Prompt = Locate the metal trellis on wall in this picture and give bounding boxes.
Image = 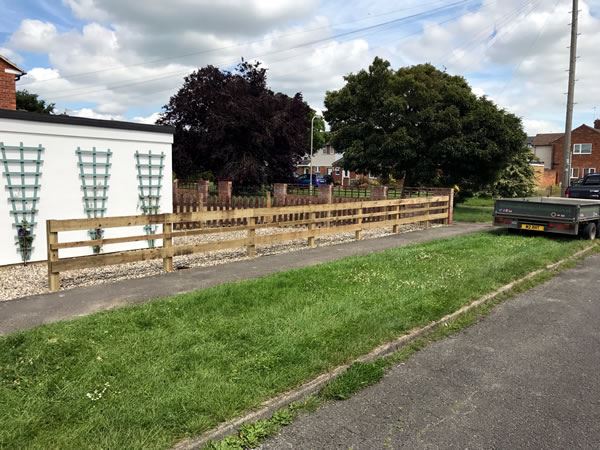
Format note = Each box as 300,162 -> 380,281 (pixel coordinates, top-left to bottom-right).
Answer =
0,142 -> 44,262
135,150 -> 165,247
76,147 -> 112,253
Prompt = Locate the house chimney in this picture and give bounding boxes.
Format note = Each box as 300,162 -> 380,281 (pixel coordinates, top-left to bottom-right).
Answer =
0,55 -> 26,110
595,119 -> 600,130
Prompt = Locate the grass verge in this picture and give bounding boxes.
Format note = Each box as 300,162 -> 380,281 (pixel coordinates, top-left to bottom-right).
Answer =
454,196 -> 494,223
204,251 -> 592,449
0,231 -> 592,449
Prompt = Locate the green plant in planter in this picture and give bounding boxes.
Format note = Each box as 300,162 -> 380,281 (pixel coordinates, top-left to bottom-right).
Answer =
15,219 -> 34,264
88,227 -> 104,254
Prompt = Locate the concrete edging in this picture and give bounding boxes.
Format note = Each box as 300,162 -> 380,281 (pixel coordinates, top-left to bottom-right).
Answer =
173,243 -> 597,450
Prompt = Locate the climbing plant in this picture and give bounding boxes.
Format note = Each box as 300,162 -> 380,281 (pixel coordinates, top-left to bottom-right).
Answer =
76,147 -> 112,254
135,151 -> 165,248
0,142 -> 44,263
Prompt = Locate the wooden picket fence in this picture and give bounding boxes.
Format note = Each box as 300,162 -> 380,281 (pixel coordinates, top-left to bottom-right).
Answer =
46,195 -> 451,291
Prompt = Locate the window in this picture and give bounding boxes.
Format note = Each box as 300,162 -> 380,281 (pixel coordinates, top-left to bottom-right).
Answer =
571,167 -> 580,178
314,166 -> 320,173
368,172 -> 377,179
584,168 -> 596,176
343,169 -> 350,178
334,167 -> 340,175
327,168 -> 333,175
304,168 -> 309,174
573,143 -> 592,154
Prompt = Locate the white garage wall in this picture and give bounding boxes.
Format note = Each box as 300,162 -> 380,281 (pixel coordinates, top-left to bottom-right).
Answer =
0,112 -> 173,266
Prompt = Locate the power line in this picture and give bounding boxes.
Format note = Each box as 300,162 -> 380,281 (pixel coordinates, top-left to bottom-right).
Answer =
497,0 -> 560,96
44,0 -> 477,101
18,0 -> 459,88
137,2 -> 479,103
439,0 -> 540,68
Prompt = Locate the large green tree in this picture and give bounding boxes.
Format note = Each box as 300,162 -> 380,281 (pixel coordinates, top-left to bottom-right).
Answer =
16,90 -> 55,114
159,61 -> 311,189
324,58 -> 527,192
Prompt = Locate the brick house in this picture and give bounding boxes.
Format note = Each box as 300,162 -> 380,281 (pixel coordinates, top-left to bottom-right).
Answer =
552,121 -> 600,183
532,120 -> 600,185
296,144 -> 363,185
0,55 -> 26,110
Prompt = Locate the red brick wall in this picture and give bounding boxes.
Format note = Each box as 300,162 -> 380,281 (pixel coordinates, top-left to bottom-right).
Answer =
552,125 -> 600,181
0,59 -> 17,110
533,165 -> 558,187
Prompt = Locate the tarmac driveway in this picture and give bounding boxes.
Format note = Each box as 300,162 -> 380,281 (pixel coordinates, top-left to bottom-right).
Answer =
262,253 -> 600,449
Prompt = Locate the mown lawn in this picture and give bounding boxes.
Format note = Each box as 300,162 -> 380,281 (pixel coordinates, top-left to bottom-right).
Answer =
0,231 -> 590,449
454,196 -> 494,223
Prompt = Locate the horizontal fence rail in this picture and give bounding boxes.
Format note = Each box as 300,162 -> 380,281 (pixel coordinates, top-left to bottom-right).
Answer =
46,194 -> 451,291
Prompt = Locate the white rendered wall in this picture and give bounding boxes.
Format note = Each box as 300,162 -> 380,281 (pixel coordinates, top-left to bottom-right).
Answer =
533,145 -> 553,169
0,117 -> 173,265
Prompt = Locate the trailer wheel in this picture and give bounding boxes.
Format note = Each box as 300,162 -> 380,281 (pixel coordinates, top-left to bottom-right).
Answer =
582,222 -> 597,240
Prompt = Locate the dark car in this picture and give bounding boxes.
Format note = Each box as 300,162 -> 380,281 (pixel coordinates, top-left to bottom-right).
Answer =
295,173 -> 328,186
566,174 -> 600,199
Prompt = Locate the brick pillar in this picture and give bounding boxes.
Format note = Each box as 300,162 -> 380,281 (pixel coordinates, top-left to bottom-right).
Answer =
318,184 -> 333,203
197,180 -> 209,205
218,180 -> 232,203
370,186 -> 388,200
273,183 -> 287,205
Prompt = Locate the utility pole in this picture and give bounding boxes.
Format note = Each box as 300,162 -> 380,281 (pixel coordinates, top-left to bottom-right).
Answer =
562,0 -> 579,195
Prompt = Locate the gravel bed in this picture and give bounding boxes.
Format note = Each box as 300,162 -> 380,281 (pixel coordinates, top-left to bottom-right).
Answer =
0,224 -> 428,302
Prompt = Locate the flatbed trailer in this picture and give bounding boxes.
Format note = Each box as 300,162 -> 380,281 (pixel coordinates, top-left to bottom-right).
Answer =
493,197 -> 600,239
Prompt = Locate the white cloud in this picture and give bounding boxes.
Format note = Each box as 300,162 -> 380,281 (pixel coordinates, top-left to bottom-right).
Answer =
0,46 -> 24,66
523,119 -> 562,136
7,6 -> 374,117
4,0 -> 599,132
133,112 -> 160,124
9,19 -> 57,52
70,107 -> 123,120
396,0 -> 600,133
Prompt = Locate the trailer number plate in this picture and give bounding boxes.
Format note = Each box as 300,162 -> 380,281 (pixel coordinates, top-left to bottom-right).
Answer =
520,224 -> 544,231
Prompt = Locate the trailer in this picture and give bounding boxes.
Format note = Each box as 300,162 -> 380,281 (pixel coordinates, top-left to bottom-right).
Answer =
493,197 -> 600,240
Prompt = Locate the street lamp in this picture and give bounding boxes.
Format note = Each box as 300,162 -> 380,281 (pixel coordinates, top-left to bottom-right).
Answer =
309,114 -> 321,195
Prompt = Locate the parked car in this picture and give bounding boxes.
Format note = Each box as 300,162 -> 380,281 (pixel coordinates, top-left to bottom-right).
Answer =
295,173 -> 328,186
566,174 -> 600,199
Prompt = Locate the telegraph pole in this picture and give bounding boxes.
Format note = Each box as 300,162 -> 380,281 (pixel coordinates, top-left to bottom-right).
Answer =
562,0 -> 579,195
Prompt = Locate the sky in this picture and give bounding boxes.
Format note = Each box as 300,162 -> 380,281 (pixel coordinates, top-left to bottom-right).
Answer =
1,0 -> 599,135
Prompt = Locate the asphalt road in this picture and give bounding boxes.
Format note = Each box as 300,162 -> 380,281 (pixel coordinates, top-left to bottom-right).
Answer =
262,253 -> 600,449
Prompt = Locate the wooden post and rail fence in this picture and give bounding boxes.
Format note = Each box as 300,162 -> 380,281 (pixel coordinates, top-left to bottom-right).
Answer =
46,191 -> 453,292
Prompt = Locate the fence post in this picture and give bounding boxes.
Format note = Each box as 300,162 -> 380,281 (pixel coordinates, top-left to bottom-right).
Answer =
392,201 -> 400,233
308,211 -> 317,248
162,218 -> 173,272
46,220 -> 60,292
247,216 -> 257,257
447,188 -> 454,225
355,204 -> 363,240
